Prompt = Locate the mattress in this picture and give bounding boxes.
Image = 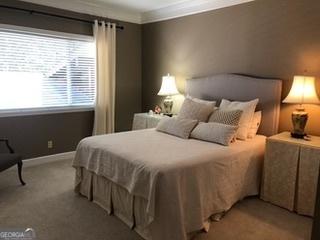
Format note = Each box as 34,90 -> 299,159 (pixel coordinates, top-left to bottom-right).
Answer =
73,129 -> 266,240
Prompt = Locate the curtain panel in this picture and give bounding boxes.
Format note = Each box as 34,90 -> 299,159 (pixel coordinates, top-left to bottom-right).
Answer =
93,20 -> 116,135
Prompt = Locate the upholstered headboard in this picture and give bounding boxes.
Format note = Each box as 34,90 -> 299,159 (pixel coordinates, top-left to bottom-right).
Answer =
186,74 -> 282,136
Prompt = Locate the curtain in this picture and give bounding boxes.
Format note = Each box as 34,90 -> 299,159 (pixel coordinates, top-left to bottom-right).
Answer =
93,20 -> 116,135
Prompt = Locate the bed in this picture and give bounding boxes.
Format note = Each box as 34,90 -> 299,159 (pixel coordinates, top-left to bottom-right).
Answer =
72,74 -> 282,240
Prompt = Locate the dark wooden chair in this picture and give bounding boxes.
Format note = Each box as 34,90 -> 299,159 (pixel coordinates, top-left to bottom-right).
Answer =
0,138 -> 25,185
312,165 -> 320,240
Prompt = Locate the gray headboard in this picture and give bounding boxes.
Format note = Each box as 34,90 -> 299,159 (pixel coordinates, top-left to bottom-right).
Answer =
186,74 -> 282,136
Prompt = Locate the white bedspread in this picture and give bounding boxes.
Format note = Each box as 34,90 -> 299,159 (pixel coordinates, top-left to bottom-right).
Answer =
73,129 -> 265,240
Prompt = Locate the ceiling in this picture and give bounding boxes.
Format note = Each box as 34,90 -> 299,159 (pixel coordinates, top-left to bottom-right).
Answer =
21,0 -> 254,24
92,0 -> 189,12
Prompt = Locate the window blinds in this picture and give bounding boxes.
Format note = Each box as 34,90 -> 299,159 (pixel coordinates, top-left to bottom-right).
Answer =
0,26 -> 96,113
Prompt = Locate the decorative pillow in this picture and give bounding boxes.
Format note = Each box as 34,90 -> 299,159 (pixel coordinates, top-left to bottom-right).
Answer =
219,99 -> 259,140
191,122 -> 238,146
178,98 -> 214,122
208,109 -> 243,126
247,111 -> 262,139
186,95 -> 216,109
156,117 -> 198,139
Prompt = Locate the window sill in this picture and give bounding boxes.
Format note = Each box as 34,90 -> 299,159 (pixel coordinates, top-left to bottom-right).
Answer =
0,106 -> 94,118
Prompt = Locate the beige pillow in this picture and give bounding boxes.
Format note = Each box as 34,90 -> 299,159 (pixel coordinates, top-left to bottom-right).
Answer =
219,99 -> 259,140
156,117 -> 198,139
186,95 -> 216,109
208,109 -> 243,126
247,111 -> 262,138
178,98 -> 214,122
191,122 -> 238,146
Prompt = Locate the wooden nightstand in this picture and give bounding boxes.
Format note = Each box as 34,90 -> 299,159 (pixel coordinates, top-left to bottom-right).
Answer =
261,132 -> 320,216
132,113 -> 167,130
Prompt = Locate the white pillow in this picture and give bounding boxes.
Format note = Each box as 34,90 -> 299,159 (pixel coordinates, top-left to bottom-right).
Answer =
186,95 -> 216,109
219,99 -> 259,140
247,111 -> 262,139
191,122 -> 238,146
156,117 -> 198,139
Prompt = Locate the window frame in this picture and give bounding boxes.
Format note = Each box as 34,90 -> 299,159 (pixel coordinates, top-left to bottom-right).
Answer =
0,24 -> 96,117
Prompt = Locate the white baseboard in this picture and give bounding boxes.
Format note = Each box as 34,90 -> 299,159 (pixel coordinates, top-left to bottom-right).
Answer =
22,151 -> 75,168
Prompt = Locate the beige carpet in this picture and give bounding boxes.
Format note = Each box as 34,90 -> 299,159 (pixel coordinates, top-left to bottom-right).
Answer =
0,159 -> 312,240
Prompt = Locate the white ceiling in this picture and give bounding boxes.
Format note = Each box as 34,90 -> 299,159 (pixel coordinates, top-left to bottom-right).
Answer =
21,0 -> 254,24
93,0 -> 190,12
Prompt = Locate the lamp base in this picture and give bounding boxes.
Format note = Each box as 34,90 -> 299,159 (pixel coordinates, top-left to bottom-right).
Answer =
290,109 -> 308,139
163,96 -> 173,114
291,132 -> 306,139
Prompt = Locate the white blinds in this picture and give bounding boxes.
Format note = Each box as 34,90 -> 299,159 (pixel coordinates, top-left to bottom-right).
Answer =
0,26 -> 96,113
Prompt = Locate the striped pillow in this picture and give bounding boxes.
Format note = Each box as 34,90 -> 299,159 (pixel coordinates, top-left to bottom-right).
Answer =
156,117 -> 198,139
186,95 -> 216,109
178,98 -> 214,122
208,109 -> 243,126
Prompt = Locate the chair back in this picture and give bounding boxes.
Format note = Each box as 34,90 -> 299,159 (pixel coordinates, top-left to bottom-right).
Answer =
312,165 -> 320,240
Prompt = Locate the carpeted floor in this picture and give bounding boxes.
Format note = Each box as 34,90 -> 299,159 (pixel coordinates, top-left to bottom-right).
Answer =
0,159 -> 312,240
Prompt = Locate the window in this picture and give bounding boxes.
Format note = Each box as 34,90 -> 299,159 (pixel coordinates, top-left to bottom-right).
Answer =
0,25 -> 96,116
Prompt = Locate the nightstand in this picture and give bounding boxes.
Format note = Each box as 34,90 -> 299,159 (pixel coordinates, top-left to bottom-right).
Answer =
132,113 -> 166,130
261,132 -> 320,216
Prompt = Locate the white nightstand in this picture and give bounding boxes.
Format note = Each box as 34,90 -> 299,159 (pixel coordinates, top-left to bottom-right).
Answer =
261,132 -> 320,216
132,113 -> 167,130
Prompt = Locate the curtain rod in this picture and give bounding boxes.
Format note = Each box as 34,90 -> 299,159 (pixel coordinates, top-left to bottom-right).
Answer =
0,5 -> 124,30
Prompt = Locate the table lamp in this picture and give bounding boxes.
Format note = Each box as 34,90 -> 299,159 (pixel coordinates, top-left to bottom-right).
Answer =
283,75 -> 320,138
158,74 -> 179,114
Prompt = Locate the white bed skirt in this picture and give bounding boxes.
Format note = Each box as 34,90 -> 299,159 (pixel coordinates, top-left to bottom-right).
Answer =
74,167 -> 223,240
73,131 -> 265,240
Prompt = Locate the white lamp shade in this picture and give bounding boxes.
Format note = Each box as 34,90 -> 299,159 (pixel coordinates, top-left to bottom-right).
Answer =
283,76 -> 320,104
157,74 -> 179,96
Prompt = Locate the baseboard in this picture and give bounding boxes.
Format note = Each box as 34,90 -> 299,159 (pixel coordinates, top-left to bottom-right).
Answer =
22,151 -> 76,168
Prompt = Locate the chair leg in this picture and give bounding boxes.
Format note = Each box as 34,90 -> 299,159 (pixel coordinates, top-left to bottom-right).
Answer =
17,161 -> 26,186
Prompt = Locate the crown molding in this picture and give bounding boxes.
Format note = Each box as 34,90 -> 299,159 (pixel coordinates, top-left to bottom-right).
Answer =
20,0 -> 142,24
19,0 -> 254,24
141,0 -> 255,24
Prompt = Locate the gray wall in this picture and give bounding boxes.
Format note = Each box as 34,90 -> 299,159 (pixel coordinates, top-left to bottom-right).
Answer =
2,0 -> 320,158
142,0 -> 320,136
0,0 -> 141,158
0,112 -> 94,158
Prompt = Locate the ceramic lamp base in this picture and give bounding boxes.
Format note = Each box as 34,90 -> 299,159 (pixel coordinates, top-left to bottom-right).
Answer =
291,110 -> 308,139
291,132 -> 306,139
163,96 -> 173,113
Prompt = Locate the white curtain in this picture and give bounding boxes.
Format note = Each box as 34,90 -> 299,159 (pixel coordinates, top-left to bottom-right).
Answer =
93,20 -> 116,135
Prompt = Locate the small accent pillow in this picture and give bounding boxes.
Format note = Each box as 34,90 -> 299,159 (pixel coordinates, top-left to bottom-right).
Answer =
208,109 -> 243,126
186,95 -> 216,109
191,122 -> 238,146
156,117 -> 198,139
178,98 -> 214,122
247,111 -> 262,139
219,98 -> 259,140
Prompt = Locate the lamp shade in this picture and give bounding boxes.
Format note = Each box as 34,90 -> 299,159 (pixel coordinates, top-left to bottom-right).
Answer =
157,74 -> 179,96
283,76 -> 320,104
